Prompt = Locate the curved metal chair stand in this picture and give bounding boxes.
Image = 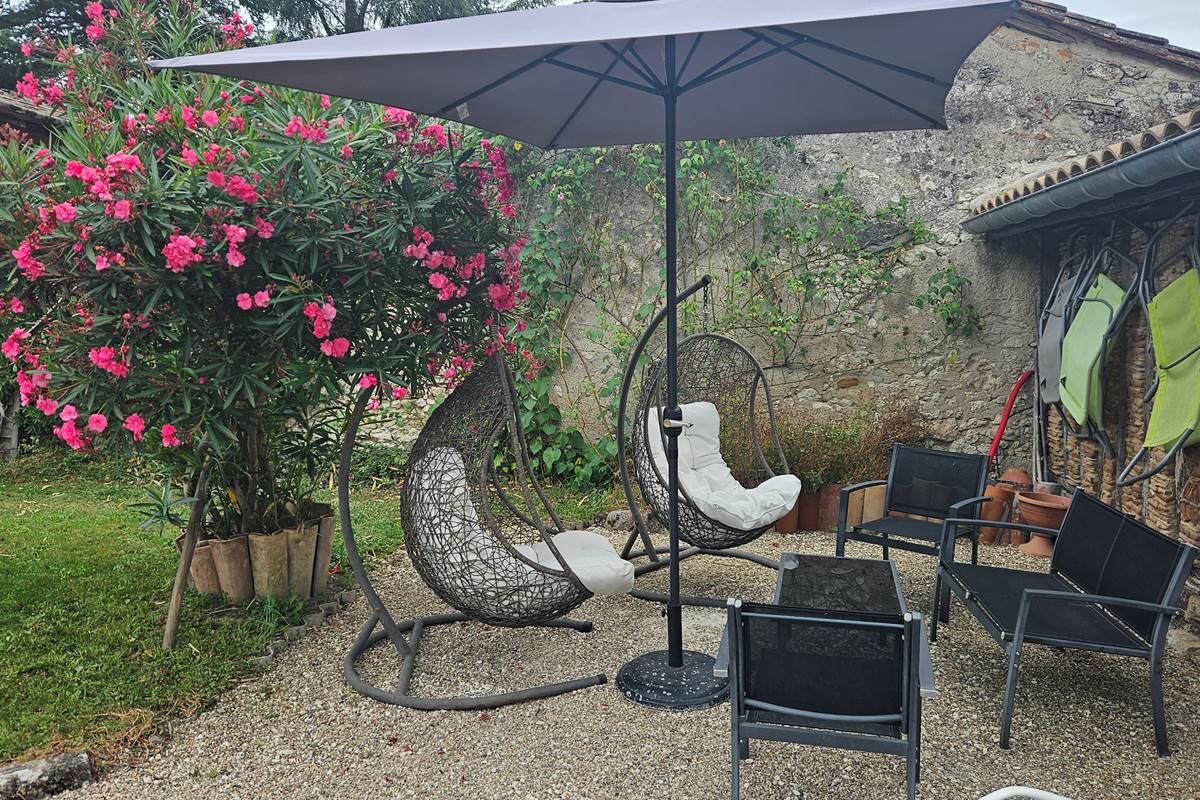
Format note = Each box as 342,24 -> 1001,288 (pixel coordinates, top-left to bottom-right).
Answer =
337,356 -> 612,710
617,276 -> 792,608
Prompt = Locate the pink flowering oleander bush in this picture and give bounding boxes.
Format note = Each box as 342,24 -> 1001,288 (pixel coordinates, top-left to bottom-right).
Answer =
1,0 -> 530,535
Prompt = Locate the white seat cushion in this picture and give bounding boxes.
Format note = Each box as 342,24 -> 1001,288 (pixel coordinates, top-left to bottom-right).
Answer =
646,402 -> 802,531
523,530 -> 635,596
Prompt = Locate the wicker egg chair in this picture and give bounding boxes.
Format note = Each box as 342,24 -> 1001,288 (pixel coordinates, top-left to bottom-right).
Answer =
617,277 -> 800,607
338,354 -> 632,710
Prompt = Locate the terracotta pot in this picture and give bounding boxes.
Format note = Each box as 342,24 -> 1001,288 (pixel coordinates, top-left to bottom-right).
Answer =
817,485 -> 842,532
310,514 -> 336,597
1015,491 -> 1071,558
999,468 -> 1033,492
979,482 -> 1015,546
210,535 -> 253,604
795,493 -> 821,532
248,532 -> 289,600
189,540 -> 222,595
287,524 -> 318,601
774,499 -> 800,535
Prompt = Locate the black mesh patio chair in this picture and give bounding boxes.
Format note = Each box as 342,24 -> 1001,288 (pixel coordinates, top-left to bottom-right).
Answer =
930,490 -> 1197,755
727,600 -> 928,800
836,444 -> 989,563
336,355 -> 634,710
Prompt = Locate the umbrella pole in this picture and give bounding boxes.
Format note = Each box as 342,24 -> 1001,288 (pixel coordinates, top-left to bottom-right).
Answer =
615,34 -> 728,710
663,37 -> 683,670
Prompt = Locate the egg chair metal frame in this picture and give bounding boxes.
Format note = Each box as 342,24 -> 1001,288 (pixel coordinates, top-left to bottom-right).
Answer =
337,355 -> 609,710
617,276 -> 792,608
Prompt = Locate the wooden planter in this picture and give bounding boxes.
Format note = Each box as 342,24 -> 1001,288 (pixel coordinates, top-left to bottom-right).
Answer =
248,532 -> 289,600
308,508 -> 337,598
817,485 -> 843,532
188,540 -> 222,595
286,524 -> 318,601
209,535 -> 254,604
795,493 -> 820,531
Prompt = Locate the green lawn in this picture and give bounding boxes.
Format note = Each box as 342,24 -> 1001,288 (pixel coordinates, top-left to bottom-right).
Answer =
0,451 -> 618,764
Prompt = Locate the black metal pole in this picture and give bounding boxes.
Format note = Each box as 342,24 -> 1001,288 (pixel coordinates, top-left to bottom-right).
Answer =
662,34 -> 683,669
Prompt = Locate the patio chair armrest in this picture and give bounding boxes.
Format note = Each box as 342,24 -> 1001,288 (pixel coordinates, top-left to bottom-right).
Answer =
1019,589 -> 1183,618
838,479 -> 887,533
948,494 -> 993,518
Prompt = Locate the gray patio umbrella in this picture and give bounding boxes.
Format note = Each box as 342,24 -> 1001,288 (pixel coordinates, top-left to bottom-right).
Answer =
153,0 -> 1016,709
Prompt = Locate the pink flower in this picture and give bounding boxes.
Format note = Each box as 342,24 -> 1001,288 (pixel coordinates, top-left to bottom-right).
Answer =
9,298 -> 24,314
201,109 -> 219,127
340,144 -> 353,159
161,424 -> 181,448
225,247 -> 245,267
358,374 -> 378,389
94,253 -> 111,271
206,170 -> 226,188
180,147 -> 200,167
87,413 -> 107,433
162,233 -> 204,273
320,337 -> 350,358
254,218 -> 274,239
123,413 -> 145,441
89,346 -> 130,378
20,42 -> 32,57
253,290 -> 270,308
2,327 -> 29,361
54,419 -> 88,450
320,94 -> 331,109
223,224 -> 248,245
35,396 -> 58,416
236,292 -> 253,310
105,199 -> 132,220
53,202 -> 77,223
391,386 -> 409,400
59,404 -> 78,422
488,282 -> 517,312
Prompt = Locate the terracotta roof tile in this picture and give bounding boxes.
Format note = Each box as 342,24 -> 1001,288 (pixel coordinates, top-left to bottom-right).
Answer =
968,107 -> 1200,216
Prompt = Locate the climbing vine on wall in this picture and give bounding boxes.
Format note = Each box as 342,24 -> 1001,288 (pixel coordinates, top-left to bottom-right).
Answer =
509,136 -> 980,489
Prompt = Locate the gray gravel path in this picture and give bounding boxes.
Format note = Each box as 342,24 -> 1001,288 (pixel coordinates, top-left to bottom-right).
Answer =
62,531 -> 1200,800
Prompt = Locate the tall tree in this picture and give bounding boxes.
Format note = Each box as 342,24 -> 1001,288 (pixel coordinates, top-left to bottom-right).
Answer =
242,0 -> 550,38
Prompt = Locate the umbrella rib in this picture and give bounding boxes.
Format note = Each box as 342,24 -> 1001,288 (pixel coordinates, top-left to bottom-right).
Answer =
437,44 -> 575,117
678,32 -> 704,84
626,45 -> 664,90
680,32 -> 800,94
764,25 -> 950,88
678,31 -> 766,92
549,43 -> 638,149
758,31 -> 943,128
600,41 -> 662,91
543,58 -> 660,95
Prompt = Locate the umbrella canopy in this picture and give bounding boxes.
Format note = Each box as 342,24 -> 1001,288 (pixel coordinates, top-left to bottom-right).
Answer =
153,0 -> 1016,710
153,0 -> 1015,148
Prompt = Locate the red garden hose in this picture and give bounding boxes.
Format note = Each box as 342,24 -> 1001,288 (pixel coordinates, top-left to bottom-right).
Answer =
989,369 -> 1033,471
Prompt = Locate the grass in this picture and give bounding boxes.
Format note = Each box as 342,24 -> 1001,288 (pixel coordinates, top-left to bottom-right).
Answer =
0,449 -> 617,765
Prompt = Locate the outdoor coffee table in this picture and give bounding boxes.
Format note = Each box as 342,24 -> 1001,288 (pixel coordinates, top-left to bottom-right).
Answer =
713,552 -> 938,698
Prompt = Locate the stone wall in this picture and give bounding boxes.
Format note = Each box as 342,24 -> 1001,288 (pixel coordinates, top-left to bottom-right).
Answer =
542,16 -> 1200,474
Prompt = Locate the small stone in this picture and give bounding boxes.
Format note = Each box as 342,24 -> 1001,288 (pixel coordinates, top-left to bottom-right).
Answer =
605,509 -> 634,531
248,655 -> 274,669
303,612 -> 325,629
0,751 -> 93,799
284,626 -> 307,642
267,640 -> 288,656
336,590 -> 358,606
319,601 -> 339,617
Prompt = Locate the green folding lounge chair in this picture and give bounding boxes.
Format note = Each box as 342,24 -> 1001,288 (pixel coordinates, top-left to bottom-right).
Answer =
1038,243 -> 1091,406
1119,263 -> 1200,485
1057,272 -> 1127,441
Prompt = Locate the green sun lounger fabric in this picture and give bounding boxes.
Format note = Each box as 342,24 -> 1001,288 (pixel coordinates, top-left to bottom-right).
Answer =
1143,269 -> 1200,450
1059,273 -> 1127,427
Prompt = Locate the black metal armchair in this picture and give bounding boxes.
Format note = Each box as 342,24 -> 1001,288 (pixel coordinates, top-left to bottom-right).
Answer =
727,600 -> 928,800
930,490 -> 1197,756
836,444 -> 989,562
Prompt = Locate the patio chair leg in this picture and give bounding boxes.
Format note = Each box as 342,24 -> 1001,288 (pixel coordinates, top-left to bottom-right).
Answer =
835,527 -> 846,557
929,569 -> 942,642
739,738 -> 749,760
1150,654 -> 1170,757
881,532 -> 889,560
906,749 -> 918,800
1000,642 -> 1024,749
730,728 -> 741,800
970,533 -> 979,565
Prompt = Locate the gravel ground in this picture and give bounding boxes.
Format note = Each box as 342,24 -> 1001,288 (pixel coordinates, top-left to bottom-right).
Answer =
62,530 -> 1200,800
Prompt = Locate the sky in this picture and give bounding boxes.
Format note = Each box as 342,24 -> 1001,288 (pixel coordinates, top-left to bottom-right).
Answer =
1067,0 -> 1200,52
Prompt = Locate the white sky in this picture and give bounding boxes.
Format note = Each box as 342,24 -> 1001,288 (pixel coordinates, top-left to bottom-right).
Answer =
1066,0 -> 1200,52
